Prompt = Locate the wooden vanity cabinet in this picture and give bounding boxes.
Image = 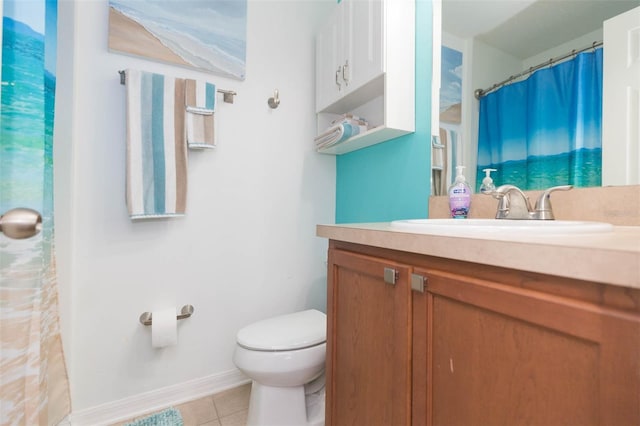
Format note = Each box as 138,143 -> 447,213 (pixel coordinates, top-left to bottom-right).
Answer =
326,240 -> 640,426
326,247 -> 413,426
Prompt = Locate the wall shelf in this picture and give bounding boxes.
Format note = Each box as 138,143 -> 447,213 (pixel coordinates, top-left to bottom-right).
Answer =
317,125 -> 414,155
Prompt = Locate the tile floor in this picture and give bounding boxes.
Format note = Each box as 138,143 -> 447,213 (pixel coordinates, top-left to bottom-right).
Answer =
112,382 -> 251,426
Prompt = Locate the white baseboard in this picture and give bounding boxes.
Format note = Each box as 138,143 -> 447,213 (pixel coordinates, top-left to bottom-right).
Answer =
68,369 -> 250,425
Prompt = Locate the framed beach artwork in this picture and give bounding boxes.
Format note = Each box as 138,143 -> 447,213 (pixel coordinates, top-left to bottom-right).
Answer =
108,0 -> 247,80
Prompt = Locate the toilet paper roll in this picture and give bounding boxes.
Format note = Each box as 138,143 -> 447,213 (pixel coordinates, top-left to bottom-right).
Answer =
151,307 -> 178,348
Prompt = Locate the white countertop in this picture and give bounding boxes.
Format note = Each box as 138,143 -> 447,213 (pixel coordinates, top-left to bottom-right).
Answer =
317,222 -> 640,289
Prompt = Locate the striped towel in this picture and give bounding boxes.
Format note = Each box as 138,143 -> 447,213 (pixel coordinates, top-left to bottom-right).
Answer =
125,69 -> 188,219
185,79 -> 216,149
314,123 -> 354,150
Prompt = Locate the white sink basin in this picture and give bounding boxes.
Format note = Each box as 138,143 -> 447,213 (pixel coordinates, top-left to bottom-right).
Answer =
390,219 -> 614,235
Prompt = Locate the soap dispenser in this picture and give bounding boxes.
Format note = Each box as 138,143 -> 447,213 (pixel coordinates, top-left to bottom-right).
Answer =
448,166 -> 472,219
480,168 -> 497,194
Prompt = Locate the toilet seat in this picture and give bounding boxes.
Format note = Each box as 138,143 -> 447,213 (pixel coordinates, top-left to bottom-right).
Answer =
237,309 -> 326,351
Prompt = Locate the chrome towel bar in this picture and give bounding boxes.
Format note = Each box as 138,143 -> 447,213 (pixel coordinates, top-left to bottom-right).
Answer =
118,70 -> 237,104
139,304 -> 195,326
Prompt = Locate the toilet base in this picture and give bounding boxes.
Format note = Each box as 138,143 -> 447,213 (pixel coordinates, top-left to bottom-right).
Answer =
305,380 -> 325,426
247,380 -> 325,426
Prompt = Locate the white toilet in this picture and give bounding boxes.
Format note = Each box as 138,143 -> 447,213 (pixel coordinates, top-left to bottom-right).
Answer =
233,309 -> 326,426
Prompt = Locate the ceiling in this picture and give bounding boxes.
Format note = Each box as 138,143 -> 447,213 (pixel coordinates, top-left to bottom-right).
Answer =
442,0 -> 640,59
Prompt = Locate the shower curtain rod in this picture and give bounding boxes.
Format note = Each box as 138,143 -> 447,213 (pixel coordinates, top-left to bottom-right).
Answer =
474,40 -> 603,99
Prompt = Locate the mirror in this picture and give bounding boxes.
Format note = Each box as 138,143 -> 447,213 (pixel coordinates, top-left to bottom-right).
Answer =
434,0 -> 639,193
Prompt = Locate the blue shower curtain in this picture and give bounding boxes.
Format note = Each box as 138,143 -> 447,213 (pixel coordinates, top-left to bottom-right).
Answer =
476,48 -> 603,191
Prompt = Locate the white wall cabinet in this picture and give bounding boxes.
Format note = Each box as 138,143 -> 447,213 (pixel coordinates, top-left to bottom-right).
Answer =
316,0 -> 384,112
315,0 -> 415,155
316,5 -> 343,112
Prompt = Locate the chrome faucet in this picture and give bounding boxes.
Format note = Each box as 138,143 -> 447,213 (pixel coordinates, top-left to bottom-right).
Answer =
488,184 -> 572,220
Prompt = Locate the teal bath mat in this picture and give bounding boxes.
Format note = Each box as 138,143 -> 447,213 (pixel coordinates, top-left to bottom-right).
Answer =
125,408 -> 183,426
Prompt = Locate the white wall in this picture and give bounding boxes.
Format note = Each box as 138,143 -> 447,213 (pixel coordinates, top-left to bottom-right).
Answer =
55,0 -> 335,412
523,29 -> 602,70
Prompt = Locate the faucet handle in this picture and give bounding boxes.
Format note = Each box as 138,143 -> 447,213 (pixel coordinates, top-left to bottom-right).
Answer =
534,185 -> 573,220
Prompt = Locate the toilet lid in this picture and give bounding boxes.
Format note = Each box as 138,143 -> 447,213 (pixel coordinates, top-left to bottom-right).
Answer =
237,309 -> 326,351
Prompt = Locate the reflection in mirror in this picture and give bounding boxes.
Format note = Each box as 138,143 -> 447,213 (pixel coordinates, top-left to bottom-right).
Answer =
476,44 -> 603,191
434,0 -> 640,192
432,45 -> 462,196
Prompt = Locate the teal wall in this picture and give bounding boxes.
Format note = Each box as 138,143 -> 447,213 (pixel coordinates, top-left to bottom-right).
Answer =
335,0 -> 432,223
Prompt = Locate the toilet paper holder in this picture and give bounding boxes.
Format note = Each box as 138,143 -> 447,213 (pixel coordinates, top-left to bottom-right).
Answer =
139,305 -> 195,326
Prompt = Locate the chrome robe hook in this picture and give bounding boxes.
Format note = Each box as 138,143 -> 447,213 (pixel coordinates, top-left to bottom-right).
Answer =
268,89 -> 280,109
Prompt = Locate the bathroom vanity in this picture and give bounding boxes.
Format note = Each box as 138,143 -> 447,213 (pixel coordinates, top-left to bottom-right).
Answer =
317,223 -> 640,425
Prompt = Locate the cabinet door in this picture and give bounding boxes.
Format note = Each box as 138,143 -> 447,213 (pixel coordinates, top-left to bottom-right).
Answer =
342,0 -> 384,93
326,249 -> 412,426
416,266 -> 640,426
315,5 -> 344,112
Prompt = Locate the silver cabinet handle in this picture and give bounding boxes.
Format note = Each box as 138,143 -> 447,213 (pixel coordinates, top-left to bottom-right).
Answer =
342,60 -> 350,85
384,267 -> 398,285
335,66 -> 343,90
411,274 -> 427,293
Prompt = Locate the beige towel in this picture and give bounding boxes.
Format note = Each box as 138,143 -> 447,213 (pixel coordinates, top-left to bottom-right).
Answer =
185,79 -> 216,149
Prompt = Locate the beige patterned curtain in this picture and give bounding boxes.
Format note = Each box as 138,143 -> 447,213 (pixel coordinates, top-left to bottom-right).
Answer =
0,0 -> 71,424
